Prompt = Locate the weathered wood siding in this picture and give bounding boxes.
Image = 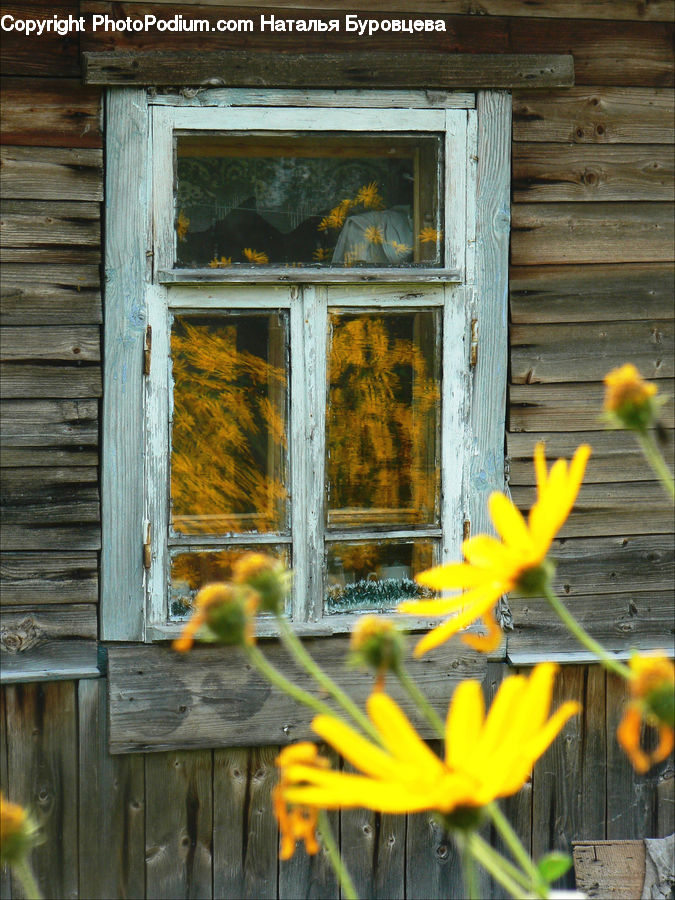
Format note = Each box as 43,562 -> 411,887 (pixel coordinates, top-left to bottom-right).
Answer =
0,1 -> 673,897
1,666 -> 673,899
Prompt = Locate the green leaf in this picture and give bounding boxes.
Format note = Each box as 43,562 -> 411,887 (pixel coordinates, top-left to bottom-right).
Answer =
536,852 -> 573,884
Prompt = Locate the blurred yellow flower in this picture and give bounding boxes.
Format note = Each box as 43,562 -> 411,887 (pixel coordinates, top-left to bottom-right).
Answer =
603,363 -> 661,433
243,248 -> 269,265
176,210 -> 190,242
617,653 -> 674,773
356,182 -> 385,210
399,444 -> 591,656
312,246 -> 333,261
390,240 -> 412,256
173,583 -> 257,652
418,227 -> 443,244
274,743 -> 330,859
364,225 -> 384,245
208,255 -> 232,268
0,793 -> 39,866
280,664 -> 578,819
349,616 -> 404,688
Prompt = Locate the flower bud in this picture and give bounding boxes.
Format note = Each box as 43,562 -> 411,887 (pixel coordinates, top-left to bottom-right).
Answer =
232,553 -> 289,615
0,794 -> 40,866
173,583 -> 257,652
349,616 -> 405,680
603,364 -> 660,432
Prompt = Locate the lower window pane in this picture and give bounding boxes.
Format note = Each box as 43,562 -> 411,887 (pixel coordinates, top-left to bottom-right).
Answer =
169,546 -> 290,618
325,539 -> 436,614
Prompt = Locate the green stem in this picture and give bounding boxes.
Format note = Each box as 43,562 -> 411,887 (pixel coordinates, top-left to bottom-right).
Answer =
12,859 -> 42,900
488,802 -> 547,898
318,810 -> 359,900
396,664 -> 445,739
466,832 -> 535,899
469,832 -> 536,893
542,581 -> 632,681
461,835 -> 479,900
246,643 -> 339,721
636,430 -> 675,501
276,615 -> 383,745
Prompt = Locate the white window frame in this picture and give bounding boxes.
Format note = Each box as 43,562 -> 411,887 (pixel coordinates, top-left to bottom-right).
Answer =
102,88 -> 510,642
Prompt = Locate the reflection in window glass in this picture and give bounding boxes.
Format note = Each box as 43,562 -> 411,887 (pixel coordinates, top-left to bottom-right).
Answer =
174,134 -> 443,268
326,310 -> 441,529
169,546 -> 290,617
325,539 -> 436,614
170,313 -> 289,534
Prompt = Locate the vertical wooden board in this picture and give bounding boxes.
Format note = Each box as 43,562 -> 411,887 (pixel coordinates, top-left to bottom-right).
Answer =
213,747 -> 249,899
279,748 -> 339,900
405,810 -> 464,900
531,666 -> 587,891
101,88 -> 148,640
242,747 -> 278,899
467,91 -> 510,536
0,690 -> 11,900
580,666 -> 607,840
606,673 -> 664,839
4,681 -> 78,900
78,679 -> 145,900
145,750 -> 213,900
655,771 -> 674,838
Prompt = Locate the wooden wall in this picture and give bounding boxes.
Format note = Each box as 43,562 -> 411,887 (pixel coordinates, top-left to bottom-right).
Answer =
1,1 -> 673,897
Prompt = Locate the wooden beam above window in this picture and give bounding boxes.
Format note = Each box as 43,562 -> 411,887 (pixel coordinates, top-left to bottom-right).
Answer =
83,50 -> 574,89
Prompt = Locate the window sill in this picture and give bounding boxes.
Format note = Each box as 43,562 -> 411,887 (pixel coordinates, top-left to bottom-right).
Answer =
158,267 -> 462,285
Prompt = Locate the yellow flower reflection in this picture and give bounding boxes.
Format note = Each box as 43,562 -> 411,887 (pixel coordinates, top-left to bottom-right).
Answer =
274,743 -> 330,859
418,227 -> 443,244
617,653 -> 674,773
355,182 -> 385,210
364,225 -> 384,245
176,210 -> 190,242
280,664 -> 579,819
399,444 -> 591,656
208,255 -> 232,268
243,248 -> 269,264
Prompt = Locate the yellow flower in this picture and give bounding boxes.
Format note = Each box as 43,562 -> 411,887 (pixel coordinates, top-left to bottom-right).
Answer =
418,227 -> 443,244
604,364 -> 660,432
280,664 -> 579,822
312,246 -> 333,261
0,793 -> 39,865
364,225 -> 384,245
356,182 -> 385,210
243,248 -> 269,265
232,552 -> 289,614
274,743 -> 330,859
208,255 -> 232,268
389,240 -> 412,256
173,583 -> 257,652
617,653 -> 674,774
176,210 -> 190,242
399,444 -> 591,656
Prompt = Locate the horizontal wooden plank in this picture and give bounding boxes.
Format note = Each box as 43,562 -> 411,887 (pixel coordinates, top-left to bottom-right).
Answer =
510,481 -> 674,537
507,591 -> 674,659
0,399 -> 98,467
80,0 -> 675,20
508,381 -> 675,433
510,263 -> 675,324
0,640 -> 99,683
511,203 -> 675,266
513,144 -> 674,202
513,87 -> 675,144
0,78 -> 102,148
0,552 -> 98,605
0,467 -> 101,551
0,200 -> 101,247
507,430 -> 666,484
83,50 -> 574,88
510,534 -> 675,598
0,246 -> 101,265
511,320 -> 673,384
108,640 -> 487,752
0,147 -> 103,201
0,605 -> 97,652
0,3 -> 81,77
0,326 -> 102,399
0,264 -> 102,325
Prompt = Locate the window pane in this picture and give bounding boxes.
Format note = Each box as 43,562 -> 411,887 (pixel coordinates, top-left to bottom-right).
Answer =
175,133 -> 443,268
170,312 -> 289,534
326,310 -> 441,529
325,539 -> 436,614
169,546 -> 290,617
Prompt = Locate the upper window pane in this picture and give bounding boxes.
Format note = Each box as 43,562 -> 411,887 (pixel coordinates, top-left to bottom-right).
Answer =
174,133 -> 443,268
170,312 -> 289,535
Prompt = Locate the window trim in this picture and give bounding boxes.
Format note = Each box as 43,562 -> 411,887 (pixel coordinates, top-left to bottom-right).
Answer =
102,88 -> 510,643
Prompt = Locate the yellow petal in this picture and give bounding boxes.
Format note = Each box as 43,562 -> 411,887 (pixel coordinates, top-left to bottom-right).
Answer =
460,609 -> 503,653
311,715 -> 399,780
285,776 -> 436,813
534,442 -> 548,493
398,595 -> 467,617
462,535 -> 513,570
367,693 -> 444,775
445,680 -> 485,770
476,675 -> 527,764
415,562 -> 487,591
412,584 -> 503,657
489,493 -> 534,555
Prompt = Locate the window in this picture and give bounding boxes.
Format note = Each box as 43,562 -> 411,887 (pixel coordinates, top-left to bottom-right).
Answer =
102,90 -> 510,642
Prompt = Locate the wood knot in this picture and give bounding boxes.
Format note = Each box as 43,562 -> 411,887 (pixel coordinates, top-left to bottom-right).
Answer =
0,616 -> 40,653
